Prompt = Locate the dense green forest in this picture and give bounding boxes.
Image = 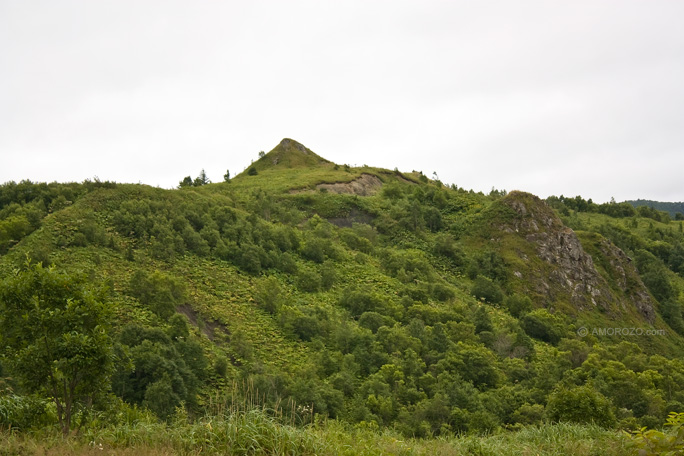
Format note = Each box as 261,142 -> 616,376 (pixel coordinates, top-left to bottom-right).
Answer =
1,139 -> 684,454
626,199 -> 684,220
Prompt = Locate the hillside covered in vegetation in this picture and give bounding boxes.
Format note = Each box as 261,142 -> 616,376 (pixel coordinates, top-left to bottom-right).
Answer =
1,139 -> 684,454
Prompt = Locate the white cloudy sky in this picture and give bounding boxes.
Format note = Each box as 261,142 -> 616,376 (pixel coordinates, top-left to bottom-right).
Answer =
1,1 -> 683,202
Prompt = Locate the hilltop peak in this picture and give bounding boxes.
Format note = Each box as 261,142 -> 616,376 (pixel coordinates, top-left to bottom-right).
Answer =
277,138 -> 312,154
248,138 -> 332,173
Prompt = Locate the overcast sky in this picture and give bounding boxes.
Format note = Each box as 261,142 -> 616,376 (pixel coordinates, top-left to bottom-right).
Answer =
2,1 -> 683,203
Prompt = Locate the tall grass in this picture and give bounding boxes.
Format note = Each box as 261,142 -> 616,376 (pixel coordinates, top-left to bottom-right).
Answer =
1,418 -> 632,456
1,381 -> 631,456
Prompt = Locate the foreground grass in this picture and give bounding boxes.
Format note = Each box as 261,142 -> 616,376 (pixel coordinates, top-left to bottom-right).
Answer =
1,412 -> 631,456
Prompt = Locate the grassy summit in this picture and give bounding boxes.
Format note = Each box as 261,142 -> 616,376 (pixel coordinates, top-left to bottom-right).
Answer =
242,138 -> 332,175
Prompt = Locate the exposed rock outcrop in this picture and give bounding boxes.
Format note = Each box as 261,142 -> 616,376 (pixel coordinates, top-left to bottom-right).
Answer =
495,191 -> 655,321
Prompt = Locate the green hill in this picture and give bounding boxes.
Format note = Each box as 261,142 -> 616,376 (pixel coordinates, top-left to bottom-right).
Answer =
626,199 -> 684,220
239,138 -> 332,176
1,139 -> 684,453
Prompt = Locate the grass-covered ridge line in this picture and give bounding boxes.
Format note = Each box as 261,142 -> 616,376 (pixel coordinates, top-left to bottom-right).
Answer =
1,140 -> 684,453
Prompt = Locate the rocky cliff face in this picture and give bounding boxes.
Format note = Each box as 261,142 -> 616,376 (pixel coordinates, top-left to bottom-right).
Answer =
495,191 -> 655,322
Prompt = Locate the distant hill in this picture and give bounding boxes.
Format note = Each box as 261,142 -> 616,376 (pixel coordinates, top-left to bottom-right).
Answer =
627,199 -> 684,219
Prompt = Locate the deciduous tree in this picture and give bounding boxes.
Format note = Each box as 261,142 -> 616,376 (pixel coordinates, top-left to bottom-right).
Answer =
0,261 -> 114,434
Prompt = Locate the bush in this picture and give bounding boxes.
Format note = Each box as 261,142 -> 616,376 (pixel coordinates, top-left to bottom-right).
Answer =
320,262 -> 337,290
255,277 -> 282,314
628,412 -> 684,455
277,252 -> 298,274
237,244 -> 263,275
661,299 -> 684,335
297,268 -> 321,293
547,385 -> 616,428
505,294 -> 533,318
471,276 -> 503,304
339,287 -> 386,317
431,283 -> 455,302
129,270 -> 186,318
521,309 -> 565,344
0,394 -> 51,430
301,238 -> 328,263
467,250 -> 507,283
359,312 -> 393,333
433,233 -> 465,266
143,377 -> 181,421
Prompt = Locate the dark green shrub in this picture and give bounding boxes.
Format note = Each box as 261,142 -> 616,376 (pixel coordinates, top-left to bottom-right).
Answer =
661,299 -> 684,334
433,233 -> 465,266
143,377 -> 180,421
467,250 -> 508,283
214,356 -> 228,377
431,283 -> 455,302
521,309 -> 565,344
471,276 -> 503,304
297,268 -> 321,293
277,252 -> 299,274
339,287 -> 386,317
505,293 -> 533,317
255,277 -> 282,314
129,270 -> 186,318
320,262 -> 337,290
423,206 -> 443,232
237,244 -> 263,274
359,312 -> 393,333
473,305 -> 493,333
301,237 -> 328,263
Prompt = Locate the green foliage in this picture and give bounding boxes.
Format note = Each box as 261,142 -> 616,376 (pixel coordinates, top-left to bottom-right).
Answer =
301,237 -> 328,263
339,286 -> 388,317
0,215 -> 33,253
320,261 -> 337,290
471,276 -> 504,304
248,166 -> 258,176
5,149 -> 684,450
505,294 -> 532,318
468,250 -> 508,283
129,270 -> 186,318
113,323 -> 207,420
0,262 -> 114,434
179,176 -> 193,188
179,169 -> 211,188
661,299 -> 684,335
254,276 -> 283,314
0,394 -> 51,430
296,268 -> 321,293
433,233 -> 466,266
193,169 -> 211,187
628,411 -> 684,455
547,385 -> 616,428
521,309 -> 565,344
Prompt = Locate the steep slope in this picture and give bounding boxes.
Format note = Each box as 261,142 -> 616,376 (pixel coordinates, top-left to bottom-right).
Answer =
477,191 -> 656,322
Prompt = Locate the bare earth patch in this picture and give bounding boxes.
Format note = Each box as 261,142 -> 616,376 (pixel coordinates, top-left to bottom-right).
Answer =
316,173 -> 383,196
